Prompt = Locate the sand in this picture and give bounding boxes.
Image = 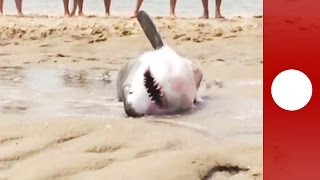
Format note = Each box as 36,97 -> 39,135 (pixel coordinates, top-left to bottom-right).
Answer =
0,15 -> 262,180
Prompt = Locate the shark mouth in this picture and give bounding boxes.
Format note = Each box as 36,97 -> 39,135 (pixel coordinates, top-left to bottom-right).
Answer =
144,69 -> 164,107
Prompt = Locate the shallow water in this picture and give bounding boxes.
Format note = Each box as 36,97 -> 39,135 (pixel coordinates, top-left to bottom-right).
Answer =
0,66 -> 122,117
3,0 -> 262,17
0,66 -> 262,145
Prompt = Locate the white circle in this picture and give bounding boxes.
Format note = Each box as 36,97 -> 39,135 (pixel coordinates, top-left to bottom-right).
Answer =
271,69 -> 312,111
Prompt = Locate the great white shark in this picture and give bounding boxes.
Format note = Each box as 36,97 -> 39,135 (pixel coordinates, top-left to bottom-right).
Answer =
116,10 -> 203,117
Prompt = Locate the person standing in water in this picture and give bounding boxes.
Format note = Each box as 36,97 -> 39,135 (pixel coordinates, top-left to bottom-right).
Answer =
63,0 -> 85,17
0,0 -> 23,16
131,0 -> 178,19
200,0 -> 224,19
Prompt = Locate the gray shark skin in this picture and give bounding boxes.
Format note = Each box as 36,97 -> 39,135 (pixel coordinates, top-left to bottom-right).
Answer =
116,10 -> 203,117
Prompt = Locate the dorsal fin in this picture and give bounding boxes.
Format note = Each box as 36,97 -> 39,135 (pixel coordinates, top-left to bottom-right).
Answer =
137,10 -> 164,50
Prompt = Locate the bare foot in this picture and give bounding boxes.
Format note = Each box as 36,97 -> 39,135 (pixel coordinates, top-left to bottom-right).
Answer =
199,14 -> 209,19
70,10 -> 76,17
199,11 -> 209,19
130,11 -> 138,18
215,11 -> 225,19
0,11 -> 3,16
64,13 -> 71,17
79,12 -> 87,17
105,12 -> 110,17
170,13 -> 177,19
17,12 -> 24,17
215,15 -> 225,19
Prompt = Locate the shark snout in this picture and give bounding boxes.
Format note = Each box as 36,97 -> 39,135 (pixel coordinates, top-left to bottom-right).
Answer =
123,101 -> 144,117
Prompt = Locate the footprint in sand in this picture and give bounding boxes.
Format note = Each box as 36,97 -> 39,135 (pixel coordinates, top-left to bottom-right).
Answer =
120,30 -> 133,37
230,26 -> 243,33
56,53 -> 70,58
181,36 -> 191,41
0,136 -> 23,144
173,34 -> 186,40
91,28 -> 104,36
85,144 -> 123,154
39,44 -> 51,47
214,28 -> 224,37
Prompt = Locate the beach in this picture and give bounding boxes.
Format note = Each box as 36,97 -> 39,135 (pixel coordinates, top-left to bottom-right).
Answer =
0,15 -> 262,180
2,0 -> 262,17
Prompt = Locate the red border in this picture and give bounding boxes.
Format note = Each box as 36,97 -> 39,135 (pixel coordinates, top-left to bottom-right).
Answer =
264,0 -> 320,179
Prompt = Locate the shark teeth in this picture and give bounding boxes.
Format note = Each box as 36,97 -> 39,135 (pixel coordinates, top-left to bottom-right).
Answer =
144,69 -> 164,107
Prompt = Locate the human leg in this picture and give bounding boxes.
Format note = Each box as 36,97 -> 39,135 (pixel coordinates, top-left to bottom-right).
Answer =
104,0 -> 111,17
131,0 -> 143,18
63,0 -> 70,16
77,0 -> 85,16
0,0 -> 4,15
70,0 -> 78,16
199,0 -> 209,19
215,0 -> 224,18
15,0 -> 23,16
170,0 -> 177,18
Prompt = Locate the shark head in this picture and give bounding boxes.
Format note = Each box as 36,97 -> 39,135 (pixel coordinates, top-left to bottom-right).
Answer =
118,10 -> 203,117
123,46 -> 202,117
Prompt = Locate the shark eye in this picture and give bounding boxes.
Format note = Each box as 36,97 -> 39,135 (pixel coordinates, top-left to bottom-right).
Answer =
123,85 -> 133,95
124,85 -> 130,91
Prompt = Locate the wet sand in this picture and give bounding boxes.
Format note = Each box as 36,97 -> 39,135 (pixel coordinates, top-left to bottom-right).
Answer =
0,16 -> 262,180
